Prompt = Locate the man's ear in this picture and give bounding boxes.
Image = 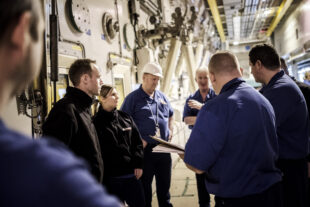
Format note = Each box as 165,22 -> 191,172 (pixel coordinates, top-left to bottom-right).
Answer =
255,60 -> 262,70
80,74 -> 89,85
11,12 -> 31,50
209,72 -> 216,83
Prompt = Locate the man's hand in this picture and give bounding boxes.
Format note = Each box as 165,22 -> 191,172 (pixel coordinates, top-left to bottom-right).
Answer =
188,99 -> 203,110
134,168 -> 143,179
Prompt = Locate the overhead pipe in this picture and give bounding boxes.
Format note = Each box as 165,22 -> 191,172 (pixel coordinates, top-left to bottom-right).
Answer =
207,0 -> 226,42
266,0 -> 293,37
161,38 -> 182,94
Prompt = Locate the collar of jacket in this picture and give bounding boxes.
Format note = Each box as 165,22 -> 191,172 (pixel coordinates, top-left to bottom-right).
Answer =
220,77 -> 245,94
97,106 -> 117,121
138,84 -> 160,101
260,70 -> 284,94
65,86 -> 94,108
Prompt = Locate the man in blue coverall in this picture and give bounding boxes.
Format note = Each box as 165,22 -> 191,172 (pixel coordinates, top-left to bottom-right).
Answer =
250,44 -> 309,207
183,51 -> 283,207
0,1 -> 120,206
121,62 -> 174,207
183,67 -> 216,207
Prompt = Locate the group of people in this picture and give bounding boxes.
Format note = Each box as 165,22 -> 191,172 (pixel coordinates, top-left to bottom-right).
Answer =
182,46 -> 309,207
1,1 -> 310,207
42,58 -> 174,207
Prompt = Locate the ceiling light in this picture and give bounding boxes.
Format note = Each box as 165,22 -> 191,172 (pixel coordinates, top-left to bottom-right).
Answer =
233,41 -> 239,45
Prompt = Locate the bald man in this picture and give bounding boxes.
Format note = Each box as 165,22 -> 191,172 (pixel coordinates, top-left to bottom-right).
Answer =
183,68 -> 216,207
183,51 -> 282,207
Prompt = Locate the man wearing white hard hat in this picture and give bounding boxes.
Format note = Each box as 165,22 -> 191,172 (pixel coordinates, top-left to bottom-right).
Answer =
121,62 -> 174,207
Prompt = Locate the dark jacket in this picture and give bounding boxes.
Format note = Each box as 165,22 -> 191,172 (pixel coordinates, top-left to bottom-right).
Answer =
42,87 -> 104,182
292,77 -> 310,161
294,80 -> 310,118
93,107 -> 143,178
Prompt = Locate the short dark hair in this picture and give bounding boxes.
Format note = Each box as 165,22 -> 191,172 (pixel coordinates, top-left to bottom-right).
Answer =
69,59 -> 96,86
249,44 -> 280,71
0,0 -> 41,44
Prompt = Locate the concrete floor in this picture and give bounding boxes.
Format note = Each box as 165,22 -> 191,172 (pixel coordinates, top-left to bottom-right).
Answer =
151,158 -> 215,207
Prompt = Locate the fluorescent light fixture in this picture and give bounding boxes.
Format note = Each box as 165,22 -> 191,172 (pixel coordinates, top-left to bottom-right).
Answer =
233,16 -> 241,40
233,41 -> 239,45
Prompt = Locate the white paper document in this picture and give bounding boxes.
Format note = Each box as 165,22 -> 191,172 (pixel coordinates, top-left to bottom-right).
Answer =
150,135 -> 185,154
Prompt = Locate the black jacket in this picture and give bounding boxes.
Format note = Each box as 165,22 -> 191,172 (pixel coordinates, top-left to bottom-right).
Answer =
93,107 -> 143,178
295,81 -> 310,117
42,87 -> 104,182
292,77 -> 310,161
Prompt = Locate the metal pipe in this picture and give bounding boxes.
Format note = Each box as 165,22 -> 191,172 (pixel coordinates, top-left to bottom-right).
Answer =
195,43 -> 204,69
161,38 -> 182,94
201,50 -> 211,68
115,0 -> 122,56
183,44 -> 197,93
50,0 -> 58,105
175,53 -> 185,77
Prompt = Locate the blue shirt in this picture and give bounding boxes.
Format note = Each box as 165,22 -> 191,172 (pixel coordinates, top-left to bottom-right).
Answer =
0,120 -> 121,207
260,70 -> 310,159
121,85 -> 173,144
183,89 -> 216,129
304,79 -> 310,86
184,78 -> 282,198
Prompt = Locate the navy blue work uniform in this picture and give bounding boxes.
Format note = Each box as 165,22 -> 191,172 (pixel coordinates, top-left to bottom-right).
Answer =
185,78 -> 282,207
260,70 -> 309,207
121,85 -> 174,207
183,89 -> 216,207
0,120 -> 121,207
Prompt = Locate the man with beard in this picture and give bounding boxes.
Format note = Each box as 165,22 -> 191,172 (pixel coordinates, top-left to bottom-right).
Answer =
183,68 -> 216,207
0,1 -> 120,206
43,59 -> 104,182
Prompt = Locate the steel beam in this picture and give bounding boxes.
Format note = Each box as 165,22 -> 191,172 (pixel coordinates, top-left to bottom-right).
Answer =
266,0 -> 293,37
207,0 -> 226,42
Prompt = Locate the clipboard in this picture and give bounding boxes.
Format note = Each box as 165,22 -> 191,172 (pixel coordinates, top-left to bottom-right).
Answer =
150,135 -> 185,154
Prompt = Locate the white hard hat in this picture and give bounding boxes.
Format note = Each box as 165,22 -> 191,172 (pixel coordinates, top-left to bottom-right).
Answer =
142,62 -> 163,78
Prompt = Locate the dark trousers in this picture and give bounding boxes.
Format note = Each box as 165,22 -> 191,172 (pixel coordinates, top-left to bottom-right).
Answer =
277,158 -> 308,207
195,173 -> 210,207
215,182 -> 283,207
104,176 -> 145,207
142,148 -> 173,207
